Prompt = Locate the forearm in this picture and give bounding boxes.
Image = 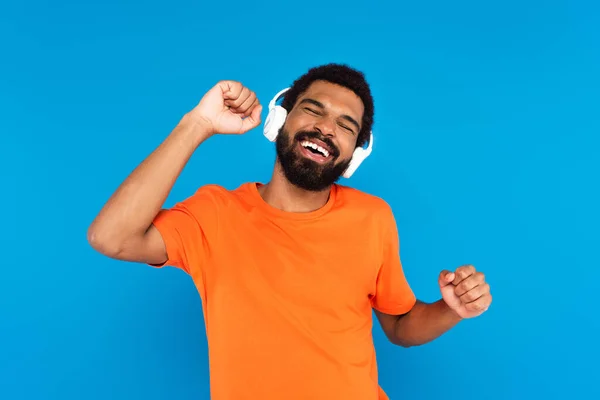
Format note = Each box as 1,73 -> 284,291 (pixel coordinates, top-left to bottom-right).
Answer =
87,114 -> 211,252
392,299 -> 463,347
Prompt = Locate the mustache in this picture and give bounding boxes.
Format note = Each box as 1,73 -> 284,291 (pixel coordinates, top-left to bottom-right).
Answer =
295,130 -> 340,158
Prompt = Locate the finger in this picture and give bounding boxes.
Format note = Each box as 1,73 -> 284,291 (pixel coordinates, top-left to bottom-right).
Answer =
454,272 -> 485,297
226,87 -> 251,108
459,282 -> 490,304
225,86 -> 250,109
233,91 -> 257,115
452,264 -> 476,286
221,81 -> 243,101
438,270 -> 455,287
240,97 -> 259,118
464,293 -> 492,313
240,104 -> 262,132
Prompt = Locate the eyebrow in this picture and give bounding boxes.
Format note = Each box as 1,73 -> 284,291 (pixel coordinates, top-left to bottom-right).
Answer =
299,98 -> 361,132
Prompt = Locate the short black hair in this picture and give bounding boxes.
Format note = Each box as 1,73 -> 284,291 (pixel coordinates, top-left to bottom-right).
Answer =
281,63 -> 374,148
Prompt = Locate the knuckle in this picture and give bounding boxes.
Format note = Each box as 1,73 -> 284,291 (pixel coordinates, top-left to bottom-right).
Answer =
459,281 -> 470,293
477,301 -> 486,311
463,292 -> 475,302
230,82 -> 242,94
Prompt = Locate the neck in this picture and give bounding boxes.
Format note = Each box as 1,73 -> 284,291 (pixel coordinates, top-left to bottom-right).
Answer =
257,162 -> 332,213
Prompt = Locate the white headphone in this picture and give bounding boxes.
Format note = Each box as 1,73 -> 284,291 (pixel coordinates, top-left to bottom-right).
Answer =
263,87 -> 373,179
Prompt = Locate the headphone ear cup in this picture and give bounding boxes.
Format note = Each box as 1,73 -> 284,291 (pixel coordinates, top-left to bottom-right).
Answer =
263,106 -> 287,142
342,147 -> 366,179
342,132 -> 374,179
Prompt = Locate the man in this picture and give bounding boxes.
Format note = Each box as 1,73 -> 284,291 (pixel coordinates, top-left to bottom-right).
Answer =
88,64 -> 492,399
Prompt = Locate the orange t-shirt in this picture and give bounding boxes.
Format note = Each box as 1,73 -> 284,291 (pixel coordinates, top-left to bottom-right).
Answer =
151,182 -> 416,400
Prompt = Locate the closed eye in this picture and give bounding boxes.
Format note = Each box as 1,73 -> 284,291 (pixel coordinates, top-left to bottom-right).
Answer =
304,107 -> 320,115
339,123 -> 354,134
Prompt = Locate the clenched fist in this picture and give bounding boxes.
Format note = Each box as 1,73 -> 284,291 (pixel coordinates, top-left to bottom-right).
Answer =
439,264 -> 492,319
188,81 -> 263,136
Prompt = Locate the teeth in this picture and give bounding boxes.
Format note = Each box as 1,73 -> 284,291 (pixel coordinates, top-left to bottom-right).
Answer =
301,140 -> 330,157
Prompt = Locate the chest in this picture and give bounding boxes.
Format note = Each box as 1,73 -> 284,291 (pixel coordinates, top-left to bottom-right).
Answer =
207,211 -> 383,316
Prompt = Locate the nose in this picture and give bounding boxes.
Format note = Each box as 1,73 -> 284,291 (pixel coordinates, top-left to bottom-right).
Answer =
313,116 -> 336,137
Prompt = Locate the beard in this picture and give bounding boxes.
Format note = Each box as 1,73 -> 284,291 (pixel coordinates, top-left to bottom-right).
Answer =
275,127 -> 352,192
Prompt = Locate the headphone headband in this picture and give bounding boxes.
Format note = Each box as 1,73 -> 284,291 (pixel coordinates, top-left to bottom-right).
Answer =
269,87 -> 290,109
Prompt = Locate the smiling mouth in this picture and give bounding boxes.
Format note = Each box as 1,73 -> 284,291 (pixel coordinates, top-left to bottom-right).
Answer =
296,139 -> 335,163
300,140 -> 330,157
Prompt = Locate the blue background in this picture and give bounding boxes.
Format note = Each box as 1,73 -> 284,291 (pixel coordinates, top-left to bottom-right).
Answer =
1,0 -> 598,399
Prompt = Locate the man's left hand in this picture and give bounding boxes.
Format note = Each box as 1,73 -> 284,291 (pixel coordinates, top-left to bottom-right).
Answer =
439,265 -> 492,319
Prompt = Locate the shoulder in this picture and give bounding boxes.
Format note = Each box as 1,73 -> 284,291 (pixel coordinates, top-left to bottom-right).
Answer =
183,182 -> 254,208
191,183 -> 231,199
188,181 -> 249,196
333,186 -> 401,252
335,184 -> 394,214
334,184 -> 397,228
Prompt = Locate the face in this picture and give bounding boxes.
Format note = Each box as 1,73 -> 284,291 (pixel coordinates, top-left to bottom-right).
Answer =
275,80 -> 364,192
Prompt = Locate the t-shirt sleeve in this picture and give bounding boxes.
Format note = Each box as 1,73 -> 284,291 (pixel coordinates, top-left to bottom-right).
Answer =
370,206 -> 417,315
149,186 -> 220,279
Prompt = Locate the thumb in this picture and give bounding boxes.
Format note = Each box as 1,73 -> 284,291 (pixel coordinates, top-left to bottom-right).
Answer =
241,104 -> 262,132
438,270 -> 455,287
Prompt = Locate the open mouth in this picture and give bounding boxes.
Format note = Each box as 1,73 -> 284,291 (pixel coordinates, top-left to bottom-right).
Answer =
297,139 -> 335,163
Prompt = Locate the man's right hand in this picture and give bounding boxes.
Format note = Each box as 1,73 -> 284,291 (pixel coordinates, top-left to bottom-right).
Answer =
88,80 -> 263,265
188,81 -> 263,136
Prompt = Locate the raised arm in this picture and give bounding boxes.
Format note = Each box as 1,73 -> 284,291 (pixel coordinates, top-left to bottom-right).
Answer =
87,81 -> 262,265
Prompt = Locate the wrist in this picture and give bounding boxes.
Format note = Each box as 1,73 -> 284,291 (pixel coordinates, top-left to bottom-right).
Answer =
439,299 -> 464,322
178,113 -> 214,147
